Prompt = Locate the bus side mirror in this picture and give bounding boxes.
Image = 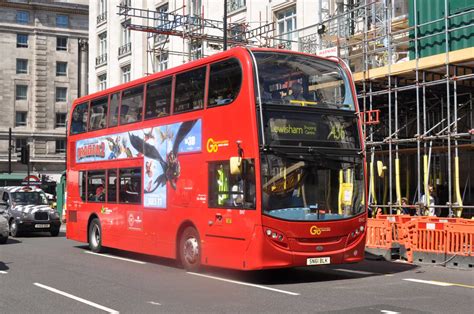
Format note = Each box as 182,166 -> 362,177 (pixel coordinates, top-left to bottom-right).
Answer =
230,157 -> 242,175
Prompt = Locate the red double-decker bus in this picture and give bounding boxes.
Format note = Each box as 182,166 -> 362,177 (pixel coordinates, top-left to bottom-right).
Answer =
66,47 -> 366,270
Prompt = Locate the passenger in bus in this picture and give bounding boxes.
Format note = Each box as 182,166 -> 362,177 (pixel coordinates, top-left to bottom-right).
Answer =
284,82 -> 305,101
95,184 -> 105,202
71,109 -> 85,133
258,77 -> 272,102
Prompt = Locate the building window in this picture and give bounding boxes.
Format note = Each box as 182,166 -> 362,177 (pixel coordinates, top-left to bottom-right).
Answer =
15,111 -> 27,127
56,62 -> 67,76
15,138 -> 27,152
16,59 -> 28,74
56,87 -> 67,102
16,11 -> 29,24
155,52 -> 168,72
121,65 -> 131,83
97,0 -> 107,24
57,37 -> 68,51
190,41 -> 202,61
276,6 -> 297,48
118,24 -> 131,57
154,4 -> 169,44
16,85 -> 27,100
17,34 -> 28,48
56,15 -> 69,28
56,140 -> 66,153
96,32 -> 107,66
227,0 -> 246,13
190,0 -> 201,16
98,74 -> 107,91
55,113 -> 67,128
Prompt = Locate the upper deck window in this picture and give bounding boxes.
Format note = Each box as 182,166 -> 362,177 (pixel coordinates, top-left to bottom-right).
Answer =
108,92 -> 120,127
120,85 -> 144,125
89,96 -> 108,130
208,58 -> 242,107
254,52 -> 354,110
174,67 -> 206,113
145,77 -> 172,119
70,103 -> 88,135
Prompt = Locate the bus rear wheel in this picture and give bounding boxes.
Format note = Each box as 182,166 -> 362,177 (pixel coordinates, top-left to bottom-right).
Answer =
179,226 -> 201,272
88,218 -> 103,253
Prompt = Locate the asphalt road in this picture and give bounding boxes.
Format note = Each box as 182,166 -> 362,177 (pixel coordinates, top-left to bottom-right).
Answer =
1,228 -> 473,314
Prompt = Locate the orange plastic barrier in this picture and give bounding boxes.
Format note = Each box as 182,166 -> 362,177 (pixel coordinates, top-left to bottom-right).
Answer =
366,216 -> 474,265
446,223 -> 474,257
412,221 -> 448,254
366,218 -> 392,249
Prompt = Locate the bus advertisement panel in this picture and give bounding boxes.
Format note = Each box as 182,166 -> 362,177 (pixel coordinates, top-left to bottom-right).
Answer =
76,120 -> 202,208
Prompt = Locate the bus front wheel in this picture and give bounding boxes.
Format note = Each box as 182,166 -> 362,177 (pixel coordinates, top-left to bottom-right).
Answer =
179,226 -> 201,271
88,218 -> 103,253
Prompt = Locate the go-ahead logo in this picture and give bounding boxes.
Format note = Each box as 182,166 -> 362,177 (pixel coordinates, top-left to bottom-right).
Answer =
206,138 -> 229,153
310,225 -> 330,235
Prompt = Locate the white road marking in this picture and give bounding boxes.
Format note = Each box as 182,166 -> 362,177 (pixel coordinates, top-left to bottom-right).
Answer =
34,283 -> 119,313
0,271 -> 8,274
187,272 -> 300,296
147,301 -> 161,305
334,269 -> 376,275
403,278 -> 474,289
381,310 -> 400,314
84,251 -> 146,264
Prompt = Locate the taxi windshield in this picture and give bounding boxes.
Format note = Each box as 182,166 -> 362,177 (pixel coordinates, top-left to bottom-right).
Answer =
11,191 -> 49,206
254,52 -> 354,110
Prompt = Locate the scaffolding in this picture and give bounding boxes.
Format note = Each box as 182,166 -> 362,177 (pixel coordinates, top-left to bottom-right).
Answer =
119,0 -> 474,217
297,0 -> 474,217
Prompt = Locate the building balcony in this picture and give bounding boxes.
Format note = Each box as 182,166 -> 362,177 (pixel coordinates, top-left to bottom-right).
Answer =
95,54 -> 107,67
97,11 -> 107,25
118,42 -> 131,57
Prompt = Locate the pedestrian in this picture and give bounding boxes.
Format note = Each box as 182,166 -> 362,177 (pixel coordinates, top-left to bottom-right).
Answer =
401,197 -> 410,215
421,184 -> 436,216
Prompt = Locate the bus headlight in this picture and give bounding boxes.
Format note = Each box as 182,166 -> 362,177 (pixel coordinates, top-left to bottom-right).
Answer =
263,227 -> 288,248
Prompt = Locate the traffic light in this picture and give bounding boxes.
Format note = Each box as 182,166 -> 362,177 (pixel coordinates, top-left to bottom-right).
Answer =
20,145 -> 29,165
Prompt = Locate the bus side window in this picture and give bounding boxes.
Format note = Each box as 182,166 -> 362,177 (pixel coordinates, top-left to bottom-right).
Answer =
87,170 -> 105,202
119,168 -> 141,204
208,58 -> 242,107
107,169 -> 117,203
208,160 -> 255,209
145,77 -> 172,120
109,93 -> 119,127
79,171 -> 86,201
70,103 -> 88,135
89,96 -> 108,130
174,67 -> 206,113
120,86 -> 144,125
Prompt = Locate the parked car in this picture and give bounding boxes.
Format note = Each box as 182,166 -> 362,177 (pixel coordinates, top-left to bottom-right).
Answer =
0,186 -> 61,237
0,207 -> 8,244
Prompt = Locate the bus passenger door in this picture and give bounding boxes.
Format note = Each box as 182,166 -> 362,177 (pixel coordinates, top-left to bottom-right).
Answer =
205,160 -> 257,269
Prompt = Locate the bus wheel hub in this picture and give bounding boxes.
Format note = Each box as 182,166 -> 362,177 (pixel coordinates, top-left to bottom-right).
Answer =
183,238 -> 199,264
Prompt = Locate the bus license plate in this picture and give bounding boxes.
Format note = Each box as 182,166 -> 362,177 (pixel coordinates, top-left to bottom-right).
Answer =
307,257 -> 330,265
35,224 -> 50,228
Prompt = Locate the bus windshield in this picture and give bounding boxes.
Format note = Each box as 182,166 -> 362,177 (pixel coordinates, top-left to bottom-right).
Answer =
254,52 -> 354,110
261,153 -> 364,221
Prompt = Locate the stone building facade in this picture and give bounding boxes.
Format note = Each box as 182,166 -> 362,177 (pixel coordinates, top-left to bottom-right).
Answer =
0,0 -> 88,183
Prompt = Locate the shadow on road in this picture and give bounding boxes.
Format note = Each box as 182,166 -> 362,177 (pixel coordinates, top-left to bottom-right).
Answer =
11,231 -> 66,239
74,243 -> 418,286
2,238 -> 22,245
0,261 -> 10,271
